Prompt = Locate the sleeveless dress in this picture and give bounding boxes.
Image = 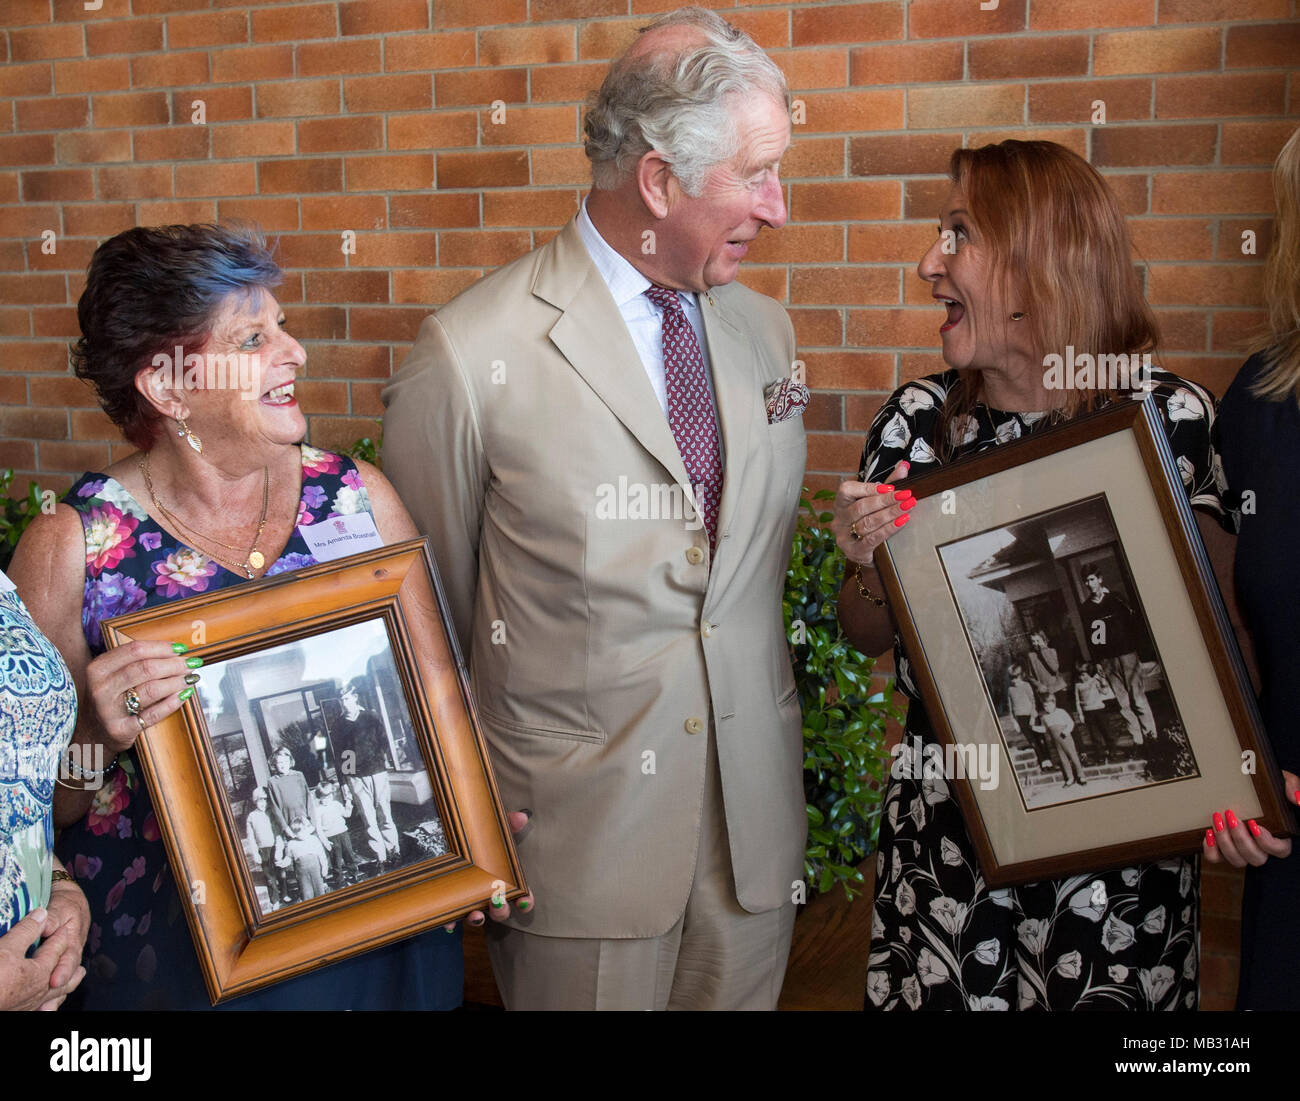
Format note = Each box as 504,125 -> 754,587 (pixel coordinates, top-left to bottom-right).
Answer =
1,572 -> 78,936
1216,351 -> 1300,1010
860,369 -> 1229,1011
56,445 -> 463,1010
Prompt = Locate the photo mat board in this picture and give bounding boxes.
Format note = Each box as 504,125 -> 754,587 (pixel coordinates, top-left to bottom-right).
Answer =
875,400 -> 1291,885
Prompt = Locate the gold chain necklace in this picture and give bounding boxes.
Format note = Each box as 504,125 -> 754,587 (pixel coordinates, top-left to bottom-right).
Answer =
140,453 -> 270,579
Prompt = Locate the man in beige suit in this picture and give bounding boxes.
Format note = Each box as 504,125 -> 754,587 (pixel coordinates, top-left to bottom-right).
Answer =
382,7 -> 807,1010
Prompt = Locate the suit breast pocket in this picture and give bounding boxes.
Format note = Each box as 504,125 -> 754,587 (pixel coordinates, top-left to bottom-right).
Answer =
766,415 -> 805,454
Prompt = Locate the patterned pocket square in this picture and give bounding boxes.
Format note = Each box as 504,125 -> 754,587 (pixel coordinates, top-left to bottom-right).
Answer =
765,377 -> 810,424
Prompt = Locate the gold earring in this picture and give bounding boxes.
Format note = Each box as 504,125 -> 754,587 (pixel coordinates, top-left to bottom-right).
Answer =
175,415 -> 203,454
1010,312 -> 1026,322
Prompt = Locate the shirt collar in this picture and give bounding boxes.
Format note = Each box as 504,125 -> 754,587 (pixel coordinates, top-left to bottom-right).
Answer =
577,197 -> 695,312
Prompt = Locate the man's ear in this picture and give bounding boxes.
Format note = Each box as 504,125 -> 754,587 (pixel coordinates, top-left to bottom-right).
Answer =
134,357 -> 189,424
636,149 -> 677,220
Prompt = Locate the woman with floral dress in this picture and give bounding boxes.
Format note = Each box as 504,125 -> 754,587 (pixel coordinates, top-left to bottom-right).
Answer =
10,224 -> 528,1010
833,142 -> 1233,1011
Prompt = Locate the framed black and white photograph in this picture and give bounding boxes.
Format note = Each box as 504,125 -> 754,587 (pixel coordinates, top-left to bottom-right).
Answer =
103,539 -> 525,1003
876,399 -> 1293,886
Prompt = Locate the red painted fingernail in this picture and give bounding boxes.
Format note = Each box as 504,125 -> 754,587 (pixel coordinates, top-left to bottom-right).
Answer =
894,515 -> 909,528
893,490 -> 913,501
1205,829 -> 1216,848
1293,790 -> 1300,806
899,461 -> 910,471
1226,810 -> 1239,830
1213,813 -> 1225,832
900,498 -> 916,511
1248,819 -> 1261,838
877,484 -> 894,494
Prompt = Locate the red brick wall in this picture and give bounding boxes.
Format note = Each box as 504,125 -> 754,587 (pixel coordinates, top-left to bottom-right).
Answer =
0,0 -> 1291,1007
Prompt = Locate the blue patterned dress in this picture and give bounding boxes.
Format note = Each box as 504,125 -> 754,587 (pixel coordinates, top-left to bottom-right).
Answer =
1,573 -> 78,937
56,445 -> 463,1010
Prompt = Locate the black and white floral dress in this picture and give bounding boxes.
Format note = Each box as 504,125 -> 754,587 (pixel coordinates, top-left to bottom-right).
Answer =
860,368 -> 1228,1011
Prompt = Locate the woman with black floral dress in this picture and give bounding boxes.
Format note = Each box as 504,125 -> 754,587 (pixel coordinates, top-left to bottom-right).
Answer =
834,141 -> 1233,1011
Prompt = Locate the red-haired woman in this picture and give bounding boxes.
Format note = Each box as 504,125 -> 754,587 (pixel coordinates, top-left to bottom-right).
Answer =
1206,126 -> 1300,1010
835,141 -> 1230,1011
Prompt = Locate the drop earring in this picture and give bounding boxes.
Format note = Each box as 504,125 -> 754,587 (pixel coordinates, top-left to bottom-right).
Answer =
1010,311 -> 1027,322
175,415 -> 203,454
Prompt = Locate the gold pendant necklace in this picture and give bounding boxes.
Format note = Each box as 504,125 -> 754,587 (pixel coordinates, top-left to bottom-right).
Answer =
140,454 -> 270,578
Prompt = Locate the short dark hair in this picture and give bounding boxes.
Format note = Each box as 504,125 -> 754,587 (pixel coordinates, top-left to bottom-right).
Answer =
71,223 -> 282,451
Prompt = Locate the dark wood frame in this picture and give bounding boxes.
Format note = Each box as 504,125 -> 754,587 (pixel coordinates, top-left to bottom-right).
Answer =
103,538 -> 526,1004
875,398 -> 1293,886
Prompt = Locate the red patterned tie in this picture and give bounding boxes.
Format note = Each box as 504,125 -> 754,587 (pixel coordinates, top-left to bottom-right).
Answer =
645,284 -> 723,553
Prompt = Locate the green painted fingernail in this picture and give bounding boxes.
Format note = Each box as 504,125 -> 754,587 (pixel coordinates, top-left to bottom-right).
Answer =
179,687 -> 194,702
517,899 -> 531,911
186,657 -> 203,669
171,642 -> 188,654
491,898 -> 504,909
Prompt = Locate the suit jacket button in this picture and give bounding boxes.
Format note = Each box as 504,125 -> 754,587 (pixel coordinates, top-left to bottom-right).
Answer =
685,546 -> 704,565
701,621 -> 714,638
684,717 -> 704,735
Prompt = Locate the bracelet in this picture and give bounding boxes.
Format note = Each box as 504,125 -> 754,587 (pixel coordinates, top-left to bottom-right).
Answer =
58,746 -> 120,783
51,869 -> 74,883
854,564 -> 887,608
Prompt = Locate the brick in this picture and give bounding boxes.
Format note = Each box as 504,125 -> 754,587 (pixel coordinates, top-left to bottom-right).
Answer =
791,180 -> 899,222
0,204 -> 58,236
790,309 -> 843,348
799,392 -> 844,434
1159,355 -> 1244,398
1095,28 -> 1221,77
1157,74 -> 1286,120
847,307 -> 937,348
22,169 -> 93,202
577,20 -> 639,61
211,120 -> 293,159
383,32 -> 475,73
324,232 -> 435,268
176,161 -> 257,197
1217,218 -> 1273,260
1092,124 -> 1216,168
62,201 -> 134,236
804,430 -> 866,473
340,0 -> 428,36
10,24 -> 84,62
804,351 -> 895,392
306,415 -> 391,455
772,48 -> 848,92
28,376 -> 98,407
746,225 -> 842,264
1147,264 -> 1264,306
436,69 -> 527,107
0,406 -> 69,439
531,0 -> 624,18
1153,171 -> 1274,215
0,377 -> 27,407
529,62 -> 606,104
68,410 -> 119,441
850,133 -> 960,178
483,189 -> 578,227
910,0 -> 1024,37
251,3 -> 338,43
531,146 -> 589,186
1210,309 -> 1267,352
1227,23 -> 1300,70
0,63 -> 52,98
218,197 -> 301,232
480,105 -> 576,146
167,10 -> 248,49
729,10 -> 790,51
969,35 -> 1089,80
791,266 -> 898,306
480,25 -> 574,67
433,0 -> 526,27
211,45 -> 295,84
129,51 -> 209,90
346,153 -> 434,192
54,129 -> 131,164
390,193 -> 480,229
846,393 -> 889,432
173,85 -> 252,122
41,441 -> 115,472
798,90 -> 904,134
304,270 -> 390,304
1029,79 -> 1151,124
348,307 -> 428,343
256,79 -> 340,119
436,230 -> 530,268
849,222 -> 943,264
1031,0 -> 1152,29
1222,122 -> 1300,167
296,39 -> 381,77
1128,219 -> 1212,261
305,342 -> 391,379
299,115 -> 383,154
1159,0 -> 1288,19
53,57 -> 128,95
259,157 -> 343,195
344,73 -> 432,113
734,268 -> 787,302
91,91 -> 169,128
131,127 -> 209,162
94,164 -> 172,202
0,133 -> 54,164
86,20 -> 163,56
791,2 -> 902,47
437,149 -> 528,190
1102,173 -> 1150,216
911,85 -> 1022,129
350,381 -> 386,417
388,111 -> 479,151
289,379 -> 347,415
783,137 -> 846,179
0,175 -> 18,204
849,42 -> 962,86
390,269 -> 477,304
1152,309 -> 1209,351
17,96 -> 88,132
302,195 -> 388,231
5,0 -> 54,26
277,236 -> 349,272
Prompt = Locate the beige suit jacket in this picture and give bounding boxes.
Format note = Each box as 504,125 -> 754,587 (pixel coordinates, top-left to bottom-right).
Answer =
382,218 -> 807,938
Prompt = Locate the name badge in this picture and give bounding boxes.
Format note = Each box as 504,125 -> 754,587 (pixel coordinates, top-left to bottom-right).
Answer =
298,513 -> 384,562
0,569 -> 16,593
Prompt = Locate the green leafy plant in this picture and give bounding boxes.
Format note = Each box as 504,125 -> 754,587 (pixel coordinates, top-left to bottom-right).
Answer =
342,429 -> 382,470
785,489 -> 903,901
0,469 -> 45,574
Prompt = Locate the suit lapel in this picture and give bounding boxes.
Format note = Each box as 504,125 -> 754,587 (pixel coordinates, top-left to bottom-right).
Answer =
535,222 -> 691,490
701,291 -> 758,557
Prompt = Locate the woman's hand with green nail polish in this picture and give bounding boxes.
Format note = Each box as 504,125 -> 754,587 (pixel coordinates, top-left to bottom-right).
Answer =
455,809 -> 535,929
83,638 -> 201,755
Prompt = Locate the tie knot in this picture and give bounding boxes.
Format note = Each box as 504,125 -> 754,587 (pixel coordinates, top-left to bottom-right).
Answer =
645,283 -> 684,314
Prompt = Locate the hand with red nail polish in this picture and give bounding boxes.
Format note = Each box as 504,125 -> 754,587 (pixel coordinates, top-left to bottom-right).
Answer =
832,459 -> 913,570
1204,774 -> 1294,868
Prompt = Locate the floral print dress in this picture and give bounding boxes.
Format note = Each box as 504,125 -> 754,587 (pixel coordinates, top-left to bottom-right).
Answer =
57,445 -> 462,1011
860,369 -> 1229,1011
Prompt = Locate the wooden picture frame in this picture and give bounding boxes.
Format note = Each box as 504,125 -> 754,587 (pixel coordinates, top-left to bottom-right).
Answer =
103,538 -> 526,1004
875,398 -> 1293,887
